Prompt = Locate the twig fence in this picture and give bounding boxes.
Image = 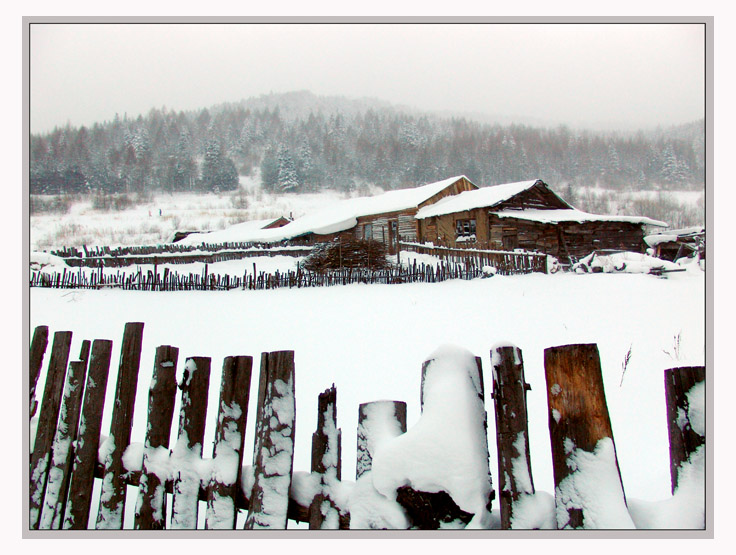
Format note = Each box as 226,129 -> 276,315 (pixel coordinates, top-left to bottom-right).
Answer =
400,242 -> 549,275
30,258 -> 508,292
29,323 -> 704,530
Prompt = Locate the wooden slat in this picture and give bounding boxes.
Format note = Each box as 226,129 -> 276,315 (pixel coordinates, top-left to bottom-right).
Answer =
664,366 -> 706,494
29,330 -> 72,530
63,340 -> 113,529
492,344 -> 535,529
38,357 -> 89,528
544,344 -> 633,529
29,325 -> 49,417
309,385 -> 341,529
245,351 -> 296,529
134,345 -> 179,530
205,356 -> 253,530
170,357 -> 211,529
96,322 -> 144,529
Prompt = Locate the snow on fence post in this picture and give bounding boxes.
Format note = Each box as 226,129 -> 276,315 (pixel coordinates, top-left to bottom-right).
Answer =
245,351 -> 296,530
491,344 -> 535,529
96,322 -> 145,529
38,351 -> 90,529
309,385 -> 342,530
170,356 -> 211,529
63,339 -> 112,529
29,325 -> 49,417
205,355 -> 253,530
29,330 -> 72,530
355,400 -> 407,480
544,343 -> 634,529
664,366 -> 705,494
134,345 -> 179,530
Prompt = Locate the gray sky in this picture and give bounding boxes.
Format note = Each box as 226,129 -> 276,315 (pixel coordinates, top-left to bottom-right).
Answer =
29,22 -> 705,134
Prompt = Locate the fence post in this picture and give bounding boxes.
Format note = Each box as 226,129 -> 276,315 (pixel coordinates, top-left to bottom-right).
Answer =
96,322 -> 145,529
245,351 -> 296,530
29,325 -> 49,417
63,339 -> 113,529
170,356 -> 212,529
491,344 -> 535,529
38,353 -> 90,529
309,385 -> 341,530
205,356 -> 253,530
664,366 -> 705,494
134,345 -> 179,530
356,400 -> 407,479
544,343 -> 634,529
29,330 -> 72,530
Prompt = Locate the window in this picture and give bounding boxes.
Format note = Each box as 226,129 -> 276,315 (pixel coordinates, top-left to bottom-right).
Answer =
455,219 -> 476,242
364,223 -> 373,240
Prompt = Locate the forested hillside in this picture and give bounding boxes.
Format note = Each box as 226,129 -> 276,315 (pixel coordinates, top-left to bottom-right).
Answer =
30,91 -> 704,197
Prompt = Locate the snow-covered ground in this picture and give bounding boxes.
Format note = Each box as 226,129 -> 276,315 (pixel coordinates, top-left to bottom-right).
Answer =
29,259 -> 706,529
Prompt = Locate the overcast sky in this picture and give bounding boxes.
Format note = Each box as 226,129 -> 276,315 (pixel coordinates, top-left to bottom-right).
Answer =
29,22 -> 705,134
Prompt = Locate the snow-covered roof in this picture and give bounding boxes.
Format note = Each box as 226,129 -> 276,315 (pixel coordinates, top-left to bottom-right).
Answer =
182,176 -> 474,244
176,217 -> 289,246
493,208 -> 668,227
415,179 -> 560,219
644,226 -> 704,247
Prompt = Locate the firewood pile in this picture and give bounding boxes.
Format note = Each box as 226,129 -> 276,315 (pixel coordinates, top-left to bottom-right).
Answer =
303,237 -> 391,272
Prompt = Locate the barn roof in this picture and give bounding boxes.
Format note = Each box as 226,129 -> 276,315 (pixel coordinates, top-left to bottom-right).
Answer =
493,208 -> 668,227
415,179 -> 567,219
176,217 -> 292,246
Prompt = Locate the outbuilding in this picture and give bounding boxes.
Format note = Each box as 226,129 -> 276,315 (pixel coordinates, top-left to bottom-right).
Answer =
415,179 -> 668,262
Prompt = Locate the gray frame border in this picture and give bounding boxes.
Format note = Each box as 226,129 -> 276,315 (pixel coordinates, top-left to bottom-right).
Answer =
22,15 -> 714,541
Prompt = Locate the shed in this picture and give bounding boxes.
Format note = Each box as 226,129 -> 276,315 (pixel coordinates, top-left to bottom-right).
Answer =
644,226 -> 705,262
415,179 -> 668,262
174,216 -> 291,245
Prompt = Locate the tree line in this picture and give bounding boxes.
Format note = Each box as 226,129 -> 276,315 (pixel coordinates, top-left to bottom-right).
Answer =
30,96 -> 704,196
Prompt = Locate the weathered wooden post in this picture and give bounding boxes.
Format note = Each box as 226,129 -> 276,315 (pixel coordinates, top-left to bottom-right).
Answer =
38,349 -> 90,529
205,356 -> 253,530
664,366 -> 705,493
245,351 -> 296,529
63,339 -> 112,529
170,356 -> 211,529
29,330 -> 72,529
29,325 -> 49,417
356,400 -> 407,479
544,343 -> 634,529
134,345 -> 179,530
491,344 -> 535,529
309,385 -> 342,530
96,322 -> 145,529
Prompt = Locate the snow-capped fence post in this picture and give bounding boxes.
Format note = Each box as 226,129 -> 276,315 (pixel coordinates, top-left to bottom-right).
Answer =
96,322 -> 145,529
544,343 -> 634,529
134,345 -> 179,530
29,330 -> 72,530
63,339 -> 112,529
309,385 -> 342,530
38,351 -> 90,529
29,325 -> 49,417
205,355 -> 253,530
245,350 -> 296,530
170,356 -> 212,529
355,400 -> 407,479
491,344 -> 535,530
664,366 -> 705,494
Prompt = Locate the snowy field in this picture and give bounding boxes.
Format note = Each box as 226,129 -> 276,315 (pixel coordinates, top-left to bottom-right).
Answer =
29,259 -> 706,529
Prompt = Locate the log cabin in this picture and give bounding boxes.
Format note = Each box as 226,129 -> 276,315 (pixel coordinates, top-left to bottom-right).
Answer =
259,175 -> 478,253
415,179 -> 668,263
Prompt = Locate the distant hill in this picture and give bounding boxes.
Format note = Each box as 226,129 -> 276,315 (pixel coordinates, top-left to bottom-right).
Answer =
30,90 -> 704,197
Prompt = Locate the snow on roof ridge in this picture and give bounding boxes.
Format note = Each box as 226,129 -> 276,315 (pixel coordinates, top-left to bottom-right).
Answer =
493,208 -> 668,227
415,178 -> 544,219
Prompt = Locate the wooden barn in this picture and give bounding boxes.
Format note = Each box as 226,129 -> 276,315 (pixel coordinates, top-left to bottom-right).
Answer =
415,179 -> 668,262
274,175 -> 478,253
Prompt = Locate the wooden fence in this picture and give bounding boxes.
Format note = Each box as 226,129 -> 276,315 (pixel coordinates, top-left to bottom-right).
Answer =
30,258 -> 502,292
28,323 -> 705,531
400,242 -> 549,275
